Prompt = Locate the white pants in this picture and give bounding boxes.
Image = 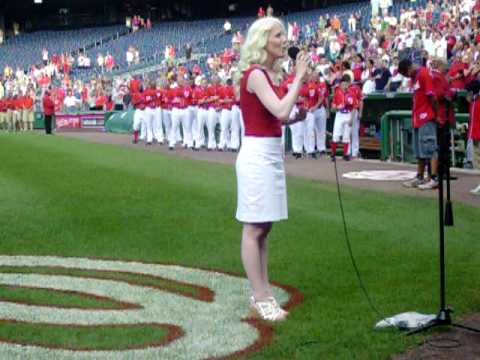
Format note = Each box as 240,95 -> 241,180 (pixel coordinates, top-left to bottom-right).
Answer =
139,110 -> 147,141
289,106 -> 304,153
144,107 -> 156,144
314,107 -> 327,152
133,109 -> 145,134
195,108 -> 208,149
153,107 -> 165,143
170,107 -> 187,147
348,20 -> 356,33
219,109 -> 232,150
350,110 -> 360,157
181,106 -> 194,148
190,106 -> 199,147
304,111 -> 316,154
230,105 -> 242,150
466,138 -> 474,164
332,111 -> 352,144
207,108 -> 219,150
163,109 -> 172,142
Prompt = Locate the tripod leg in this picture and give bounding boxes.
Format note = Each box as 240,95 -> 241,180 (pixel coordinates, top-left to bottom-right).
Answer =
407,320 -> 439,336
452,323 -> 480,333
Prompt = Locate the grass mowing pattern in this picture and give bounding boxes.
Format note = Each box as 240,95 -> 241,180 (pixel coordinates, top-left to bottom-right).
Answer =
1,133 -> 480,359
0,321 -> 170,351
0,266 -> 203,299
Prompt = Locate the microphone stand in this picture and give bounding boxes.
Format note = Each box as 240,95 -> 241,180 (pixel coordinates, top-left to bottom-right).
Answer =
407,121 -> 479,336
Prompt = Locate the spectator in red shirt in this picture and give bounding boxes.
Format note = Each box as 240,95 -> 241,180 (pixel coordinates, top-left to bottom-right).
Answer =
398,59 -> 439,190
431,58 -> 455,128
465,79 -> 480,195
448,53 -> 468,91
105,96 -> 114,111
42,89 -> 55,135
257,7 -> 265,18
95,91 -> 107,110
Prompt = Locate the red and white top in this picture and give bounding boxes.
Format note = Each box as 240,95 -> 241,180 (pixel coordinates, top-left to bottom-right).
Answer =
155,88 -> 163,108
206,84 -> 221,109
171,86 -> 192,109
317,81 -> 329,108
332,86 -> 359,112
132,91 -> 146,110
348,83 -> 362,107
219,85 -> 235,110
431,69 -> 454,127
193,86 -> 208,109
469,96 -> 480,141
304,81 -> 322,110
240,66 -> 282,138
144,88 -> 157,109
412,67 -> 435,129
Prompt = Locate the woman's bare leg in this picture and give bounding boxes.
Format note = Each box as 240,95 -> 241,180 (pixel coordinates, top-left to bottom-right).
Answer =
241,222 -> 272,301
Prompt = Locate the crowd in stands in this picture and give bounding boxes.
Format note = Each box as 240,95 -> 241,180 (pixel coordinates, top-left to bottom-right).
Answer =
0,0 -> 479,192
126,15 -> 152,32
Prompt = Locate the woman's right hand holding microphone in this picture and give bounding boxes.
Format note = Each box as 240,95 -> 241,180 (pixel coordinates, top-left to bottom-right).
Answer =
295,51 -> 310,83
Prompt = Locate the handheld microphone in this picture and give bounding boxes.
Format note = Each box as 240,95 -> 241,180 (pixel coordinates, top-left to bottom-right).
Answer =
287,46 -> 314,71
287,46 -> 300,61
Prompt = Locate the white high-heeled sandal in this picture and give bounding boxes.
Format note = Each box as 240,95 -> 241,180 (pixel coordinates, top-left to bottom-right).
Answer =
249,296 -> 288,321
267,297 -> 289,317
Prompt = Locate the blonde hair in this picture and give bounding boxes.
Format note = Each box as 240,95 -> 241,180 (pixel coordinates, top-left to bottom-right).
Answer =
235,17 -> 286,85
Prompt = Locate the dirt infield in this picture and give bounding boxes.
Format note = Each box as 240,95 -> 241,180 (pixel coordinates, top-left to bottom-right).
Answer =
391,314 -> 480,360
59,132 -> 480,209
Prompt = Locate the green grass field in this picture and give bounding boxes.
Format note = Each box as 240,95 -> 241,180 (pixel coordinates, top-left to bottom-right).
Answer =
0,132 -> 479,359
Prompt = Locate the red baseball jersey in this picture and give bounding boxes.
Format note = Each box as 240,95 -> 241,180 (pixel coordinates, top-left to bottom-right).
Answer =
131,91 -> 146,110
317,81 -> 329,107
182,86 -> 193,107
305,81 -> 321,109
348,84 -> 362,107
162,88 -> 173,110
143,88 -> 157,108
206,84 -> 221,109
155,88 -> 163,108
24,96 -> 35,110
14,97 -> 24,111
167,88 -> 178,110
332,86 -> 359,112
5,98 -> 12,111
171,86 -> 192,109
219,85 -> 235,110
129,79 -> 142,93
192,86 -> 208,108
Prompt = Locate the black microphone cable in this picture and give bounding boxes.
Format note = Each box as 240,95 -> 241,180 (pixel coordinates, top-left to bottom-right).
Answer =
294,156 -> 395,353
331,156 -> 387,322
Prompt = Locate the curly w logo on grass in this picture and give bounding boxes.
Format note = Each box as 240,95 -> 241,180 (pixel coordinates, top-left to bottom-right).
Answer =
0,256 -> 301,360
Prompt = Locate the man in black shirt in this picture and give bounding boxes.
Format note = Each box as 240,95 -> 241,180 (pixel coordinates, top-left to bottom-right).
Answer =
373,59 -> 392,91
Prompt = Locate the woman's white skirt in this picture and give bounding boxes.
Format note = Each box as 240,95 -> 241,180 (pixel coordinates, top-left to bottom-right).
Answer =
235,136 -> 287,223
